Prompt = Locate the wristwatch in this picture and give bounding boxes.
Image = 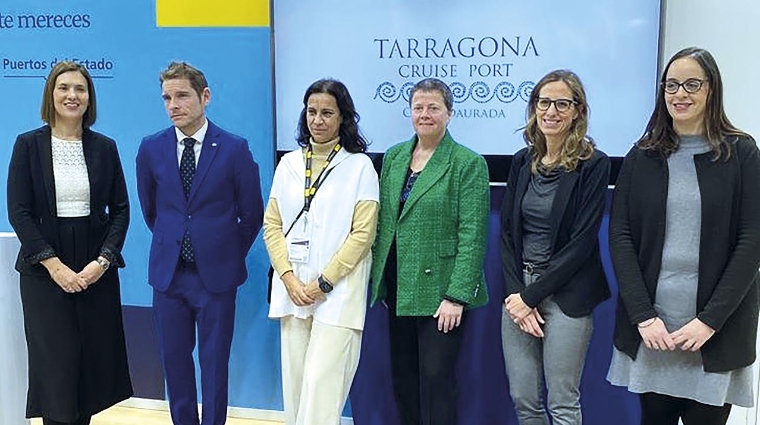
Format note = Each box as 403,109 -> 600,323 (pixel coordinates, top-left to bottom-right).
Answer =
96,256 -> 111,271
317,275 -> 333,293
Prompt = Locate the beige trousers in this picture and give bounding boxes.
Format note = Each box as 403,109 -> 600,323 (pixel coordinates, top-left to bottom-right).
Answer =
280,315 -> 362,425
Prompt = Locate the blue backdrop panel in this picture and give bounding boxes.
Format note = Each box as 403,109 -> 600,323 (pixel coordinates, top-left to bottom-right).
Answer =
0,0 -> 280,410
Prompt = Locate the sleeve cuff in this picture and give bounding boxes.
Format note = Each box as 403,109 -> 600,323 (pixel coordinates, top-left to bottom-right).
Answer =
98,247 -> 116,263
520,288 -> 541,309
27,247 -> 56,264
697,312 -> 721,332
321,270 -> 339,286
277,267 -> 294,278
443,295 -> 468,307
630,310 -> 658,326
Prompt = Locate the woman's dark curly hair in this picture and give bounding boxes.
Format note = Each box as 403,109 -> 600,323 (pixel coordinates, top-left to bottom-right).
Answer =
296,79 -> 368,153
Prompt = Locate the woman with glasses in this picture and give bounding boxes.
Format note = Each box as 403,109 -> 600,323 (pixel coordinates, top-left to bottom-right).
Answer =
500,69 -> 610,425
370,78 -> 490,425
607,47 -> 760,425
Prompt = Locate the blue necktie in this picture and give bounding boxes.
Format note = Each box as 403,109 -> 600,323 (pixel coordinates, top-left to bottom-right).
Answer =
180,138 -> 196,262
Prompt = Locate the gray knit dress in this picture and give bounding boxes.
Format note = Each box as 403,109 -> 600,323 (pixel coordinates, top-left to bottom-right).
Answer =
607,135 -> 753,407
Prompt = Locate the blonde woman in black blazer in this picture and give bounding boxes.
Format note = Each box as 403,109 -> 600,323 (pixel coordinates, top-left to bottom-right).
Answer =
500,70 -> 610,425
7,62 -> 132,425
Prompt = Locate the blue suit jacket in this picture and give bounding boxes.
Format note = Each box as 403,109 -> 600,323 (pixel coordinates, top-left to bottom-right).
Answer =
136,120 -> 264,292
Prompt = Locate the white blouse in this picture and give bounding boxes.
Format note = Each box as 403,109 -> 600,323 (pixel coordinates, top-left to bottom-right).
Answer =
52,136 -> 90,217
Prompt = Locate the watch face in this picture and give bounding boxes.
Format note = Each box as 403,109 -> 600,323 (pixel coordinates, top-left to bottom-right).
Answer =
319,278 -> 333,293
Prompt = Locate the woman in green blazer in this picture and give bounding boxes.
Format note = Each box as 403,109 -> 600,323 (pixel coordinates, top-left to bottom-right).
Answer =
370,78 -> 490,425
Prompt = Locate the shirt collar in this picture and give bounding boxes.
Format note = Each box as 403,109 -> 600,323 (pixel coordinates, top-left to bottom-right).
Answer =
175,119 -> 208,146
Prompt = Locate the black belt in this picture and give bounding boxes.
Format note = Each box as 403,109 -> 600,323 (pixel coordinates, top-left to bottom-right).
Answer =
522,262 -> 545,275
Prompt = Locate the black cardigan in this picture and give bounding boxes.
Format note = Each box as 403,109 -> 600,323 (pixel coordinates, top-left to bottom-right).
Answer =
610,136 -> 760,373
500,147 -> 611,317
7,126 -> 129,275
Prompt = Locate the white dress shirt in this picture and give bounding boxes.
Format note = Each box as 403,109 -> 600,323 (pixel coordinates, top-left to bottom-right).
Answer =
174,119 -> 208,167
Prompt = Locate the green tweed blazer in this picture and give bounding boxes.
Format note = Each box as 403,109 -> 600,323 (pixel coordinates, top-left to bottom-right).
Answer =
370,131 -> 490,316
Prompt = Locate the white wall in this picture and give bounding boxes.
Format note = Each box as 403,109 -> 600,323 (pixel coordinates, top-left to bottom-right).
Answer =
662,0 -> 760,139
662,2 -> 760,424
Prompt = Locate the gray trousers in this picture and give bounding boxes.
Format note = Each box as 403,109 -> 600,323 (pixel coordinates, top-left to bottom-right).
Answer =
502,272 -> 593,425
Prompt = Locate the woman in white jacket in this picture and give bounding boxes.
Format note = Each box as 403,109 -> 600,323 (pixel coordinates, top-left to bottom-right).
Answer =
264,79 -> 379,425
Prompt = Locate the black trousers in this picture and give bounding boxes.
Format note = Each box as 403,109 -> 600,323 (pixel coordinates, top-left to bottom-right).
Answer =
43,415 -> 91,425
388,313 -> 464,425
22,217 -> 132,422
640,392 -> 732,425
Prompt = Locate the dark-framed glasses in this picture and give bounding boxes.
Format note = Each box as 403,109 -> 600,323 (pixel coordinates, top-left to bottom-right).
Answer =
662,78 -> 707,94
536,97 -> 577,112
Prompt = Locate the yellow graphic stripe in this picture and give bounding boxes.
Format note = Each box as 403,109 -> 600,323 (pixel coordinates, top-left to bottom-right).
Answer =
156,0 -> 269,27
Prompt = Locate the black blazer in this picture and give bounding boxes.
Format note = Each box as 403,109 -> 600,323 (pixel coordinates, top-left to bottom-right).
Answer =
610,136 -> 760,373
7,125 -> 129,275
500,147 -> 611,317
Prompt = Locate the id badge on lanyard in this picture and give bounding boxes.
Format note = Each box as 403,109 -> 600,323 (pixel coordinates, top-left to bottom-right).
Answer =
289,144 -> 338,266
287,211 -> 313,264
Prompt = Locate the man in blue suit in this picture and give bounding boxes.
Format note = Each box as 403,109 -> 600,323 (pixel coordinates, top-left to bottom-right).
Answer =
136,61 -> 264,425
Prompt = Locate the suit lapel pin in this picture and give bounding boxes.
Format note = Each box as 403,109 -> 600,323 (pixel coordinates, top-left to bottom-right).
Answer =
212,143 -> 217,147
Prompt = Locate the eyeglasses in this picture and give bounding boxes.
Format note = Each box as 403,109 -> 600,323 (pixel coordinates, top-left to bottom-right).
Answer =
662,78 -> 707,94
536,97 -> 577,113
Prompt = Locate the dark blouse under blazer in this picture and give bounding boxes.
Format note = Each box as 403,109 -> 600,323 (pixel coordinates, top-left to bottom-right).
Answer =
610,136 -> 760,373
500,147 -> 611,317
7,125 -> 129,275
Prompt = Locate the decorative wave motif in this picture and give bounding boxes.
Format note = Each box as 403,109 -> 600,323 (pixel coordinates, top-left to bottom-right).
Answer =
374,80 -> 535,104
373,81 -> 416,104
